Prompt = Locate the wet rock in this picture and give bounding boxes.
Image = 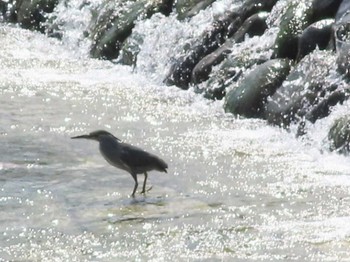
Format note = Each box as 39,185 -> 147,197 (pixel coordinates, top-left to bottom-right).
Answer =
335,1 -> 350,78
119,31 -> 144,66
297,19 -> 334,61
272,1 -> 313,60
335,0 -> 350,22
311,0 -> 344,21
2,0 -> 59,32
164,0 -> 278,89
224,59 -> 291,118
89,0 -> 173,60
176,0 -> 216,20
191,12 -> 269,86
328,115 -> 350,154
273,0 -> 342,60
265,52 -> 345,128
194,50 -> 268,101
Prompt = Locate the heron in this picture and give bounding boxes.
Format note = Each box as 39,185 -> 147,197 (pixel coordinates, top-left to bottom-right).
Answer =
71,130 -> 168,197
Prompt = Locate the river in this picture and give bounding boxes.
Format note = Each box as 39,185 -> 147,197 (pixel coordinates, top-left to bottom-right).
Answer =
1,5 -> 350,261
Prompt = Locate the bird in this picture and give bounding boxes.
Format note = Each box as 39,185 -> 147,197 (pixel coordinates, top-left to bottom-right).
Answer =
71,130 -> 168,197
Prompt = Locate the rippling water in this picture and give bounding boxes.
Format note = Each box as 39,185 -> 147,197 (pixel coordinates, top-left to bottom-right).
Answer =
2,23 -> 350,261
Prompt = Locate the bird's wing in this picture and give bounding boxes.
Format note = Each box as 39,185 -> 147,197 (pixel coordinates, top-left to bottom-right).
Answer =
119,143 -> 167,173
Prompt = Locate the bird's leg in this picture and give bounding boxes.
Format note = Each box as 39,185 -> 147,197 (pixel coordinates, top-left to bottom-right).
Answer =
131,174 -> 138,198
141,172 -> 148,194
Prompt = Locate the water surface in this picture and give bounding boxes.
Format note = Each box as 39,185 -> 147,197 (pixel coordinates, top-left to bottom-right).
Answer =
1,24 -> 350,261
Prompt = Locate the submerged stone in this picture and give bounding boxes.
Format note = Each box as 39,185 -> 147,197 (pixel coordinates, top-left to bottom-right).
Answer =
224,59 -> 291,118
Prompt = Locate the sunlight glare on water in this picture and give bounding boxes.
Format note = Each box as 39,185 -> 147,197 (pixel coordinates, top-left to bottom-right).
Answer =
1,22 -> 350,261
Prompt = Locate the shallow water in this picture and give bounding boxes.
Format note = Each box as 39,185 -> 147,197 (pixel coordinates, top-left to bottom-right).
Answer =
1,23 -> 350,261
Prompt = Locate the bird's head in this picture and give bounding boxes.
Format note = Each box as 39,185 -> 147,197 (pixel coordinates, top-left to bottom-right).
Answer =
71,130 -> 121,142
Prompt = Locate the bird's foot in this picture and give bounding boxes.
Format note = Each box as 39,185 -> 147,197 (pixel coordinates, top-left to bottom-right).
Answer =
140,186 -> 153,194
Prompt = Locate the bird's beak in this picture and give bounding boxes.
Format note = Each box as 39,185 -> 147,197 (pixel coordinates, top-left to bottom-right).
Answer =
71,134 -> 91,139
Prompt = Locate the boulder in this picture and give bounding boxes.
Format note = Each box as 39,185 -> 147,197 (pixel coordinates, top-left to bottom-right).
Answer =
89,0 -> 173,60
273,0 -> 342,60
265,52 -> 345,127
194,52 -> 269,101
2,0 -> 58,32
311,0 -> 344,21
296,19 -> 334,61
224,59 -> 291,118
334,1 -> 350,78
191,12 -> 269,85
335,0 -> 350,22
176,0 -> 216,20
328,115 -> 350,154
164,0 -> 278,89
119,31 -> 144,66
272,1 -> 313,60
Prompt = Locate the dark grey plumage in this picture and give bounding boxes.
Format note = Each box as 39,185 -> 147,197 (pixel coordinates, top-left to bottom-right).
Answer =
71,130 -> 168,197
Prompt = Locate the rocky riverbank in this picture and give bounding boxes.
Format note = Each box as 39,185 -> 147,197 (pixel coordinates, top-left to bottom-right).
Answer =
1,0 -> 350,154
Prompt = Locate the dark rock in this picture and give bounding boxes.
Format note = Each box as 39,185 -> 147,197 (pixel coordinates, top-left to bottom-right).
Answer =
164,0 -> 278,89
297,19 -> 334,61
335,0 -> 350,22
119,32 -> 144,66
305,85 -> 347,123
311,0 -> 343,21
265,52 -> 345,127
191,12 -> 269,85
176,0 -> 216,20
2,0 -> 58,32
191,39 -> 234,85
196,50 -> 268,100
164,13 -> 242,89
328,115 -> 350,154
233,12 -> 269,43
272,1 -> 313,60
198,66 -> 242,101
334,1 -> 350,78
273,0 -> 342,60
224,59 -> 291,118
89,0 -> 173,60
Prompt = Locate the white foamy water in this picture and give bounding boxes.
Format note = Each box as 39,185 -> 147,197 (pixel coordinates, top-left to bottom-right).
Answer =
1,1 -> 350,260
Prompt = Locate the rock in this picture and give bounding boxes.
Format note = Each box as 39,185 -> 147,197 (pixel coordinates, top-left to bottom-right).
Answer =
164,13 -> 242,89
176,0 -> 216,20
119,31 -> 144,66
273,0 -> 342,60
272,1 -> 313,60
89,0 -> 173,60
191,12 -> 269,85
312,0 -> 343,21
265,52 -> 345,127
196,49 -> 268,100
335,0 -> 350,22
232,12 -> 269,43
296,19 -> 334,61
224,59 -> 291,118
2,0 -> 59,32
164,0 -> 278,89
328,115 -> 350,154
334,1 -> 350,78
